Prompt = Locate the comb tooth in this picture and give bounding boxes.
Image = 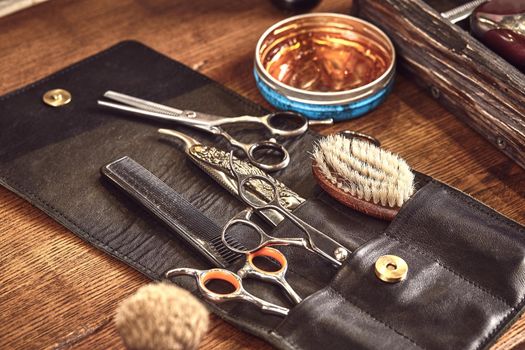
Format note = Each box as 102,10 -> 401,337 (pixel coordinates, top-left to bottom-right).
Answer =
216,246 -> 229,253
209,236 -> 243,264
210,236 -> 222,243
222,252 -> 240,261
223,251 -> 244,264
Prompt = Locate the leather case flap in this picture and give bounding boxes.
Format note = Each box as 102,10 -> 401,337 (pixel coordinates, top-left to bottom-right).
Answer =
274,180 -> 525,350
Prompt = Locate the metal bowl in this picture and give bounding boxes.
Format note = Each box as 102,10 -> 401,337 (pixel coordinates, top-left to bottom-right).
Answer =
254,13 -> 396,120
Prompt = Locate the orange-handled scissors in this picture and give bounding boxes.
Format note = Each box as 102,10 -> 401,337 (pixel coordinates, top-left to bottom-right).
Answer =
165,246 -> 300,317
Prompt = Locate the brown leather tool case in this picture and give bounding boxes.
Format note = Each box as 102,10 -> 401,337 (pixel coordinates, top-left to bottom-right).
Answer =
1,41 -> 524,350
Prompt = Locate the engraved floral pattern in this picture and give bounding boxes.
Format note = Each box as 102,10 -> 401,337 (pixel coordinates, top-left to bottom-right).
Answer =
190,145 -> 303,209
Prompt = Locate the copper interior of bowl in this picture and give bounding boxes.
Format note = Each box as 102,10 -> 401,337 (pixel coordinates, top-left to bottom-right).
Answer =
259,16 -> 393,93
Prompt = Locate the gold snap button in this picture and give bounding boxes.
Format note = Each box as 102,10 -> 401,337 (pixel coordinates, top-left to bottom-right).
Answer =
375,255 -> 408,283
43,89 -> 71,107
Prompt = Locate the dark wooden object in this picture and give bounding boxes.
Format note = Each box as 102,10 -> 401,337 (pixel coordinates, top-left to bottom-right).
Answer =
358,0 -> 525,170
0,0 -> 524,349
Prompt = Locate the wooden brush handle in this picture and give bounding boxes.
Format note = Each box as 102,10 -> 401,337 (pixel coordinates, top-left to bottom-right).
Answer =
312,163 -> 399,221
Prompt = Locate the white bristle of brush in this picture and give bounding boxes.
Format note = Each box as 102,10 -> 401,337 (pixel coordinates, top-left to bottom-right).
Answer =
312,134 -> 415,208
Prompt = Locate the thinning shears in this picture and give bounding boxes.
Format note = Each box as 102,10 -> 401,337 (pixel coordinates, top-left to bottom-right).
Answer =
97,90 -> 332,172
166,246 -> 301,317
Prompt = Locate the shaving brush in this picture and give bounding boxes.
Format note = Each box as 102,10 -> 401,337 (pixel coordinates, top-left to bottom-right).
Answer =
115,282 -> 209,350
312,134 -> 415,221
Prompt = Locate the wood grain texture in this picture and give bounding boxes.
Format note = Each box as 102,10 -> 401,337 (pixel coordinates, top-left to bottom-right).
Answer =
0,0 -> 523,349
357,0 -> 525,170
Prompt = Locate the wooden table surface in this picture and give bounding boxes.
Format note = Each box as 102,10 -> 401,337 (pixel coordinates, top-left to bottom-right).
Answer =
0,0 -> 524,349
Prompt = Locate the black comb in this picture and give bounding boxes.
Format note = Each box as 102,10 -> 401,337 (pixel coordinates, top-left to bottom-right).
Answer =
102,156 -> 243,268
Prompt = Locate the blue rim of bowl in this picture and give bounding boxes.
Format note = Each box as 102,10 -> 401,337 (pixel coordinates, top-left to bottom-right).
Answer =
254,68 -> 395,121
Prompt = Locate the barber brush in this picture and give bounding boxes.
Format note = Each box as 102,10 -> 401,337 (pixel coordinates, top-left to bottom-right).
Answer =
312,133 -> 414,221
115,282 -> 209,350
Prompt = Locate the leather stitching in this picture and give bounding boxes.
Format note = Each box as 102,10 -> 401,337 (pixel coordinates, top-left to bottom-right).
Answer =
385,233 -> 511,307
430,184 -> 525,350
270,331 -> 301,350
476,307 -> 515,350
436,180 -> 524,234
384,180 -> 513,307
383,179 -> 524,349
329,288 -> 425,349
273,287 -> 424,350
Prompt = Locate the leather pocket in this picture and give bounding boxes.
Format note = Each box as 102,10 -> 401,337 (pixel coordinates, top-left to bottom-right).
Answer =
272,180 -> 524,350
274,235 -> 511,350
273,259 -> 422,350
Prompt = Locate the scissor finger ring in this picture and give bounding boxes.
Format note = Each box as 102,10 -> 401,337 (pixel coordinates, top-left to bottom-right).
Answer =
165,267 -> 289,316
264,111 -> 309,138
238,247 -> 302,304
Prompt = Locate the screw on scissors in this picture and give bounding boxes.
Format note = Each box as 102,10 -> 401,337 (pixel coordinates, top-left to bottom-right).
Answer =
165,245 -> 300,316
97,90 -> 332,172
221,152 -> 350,267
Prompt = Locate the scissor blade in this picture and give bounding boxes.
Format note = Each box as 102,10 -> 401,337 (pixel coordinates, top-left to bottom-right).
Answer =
98,100 -> 181,123
99,91 -> 216,131
98,99 -> 215,131
303,222 -> 348,266
104,90 -> 185,116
